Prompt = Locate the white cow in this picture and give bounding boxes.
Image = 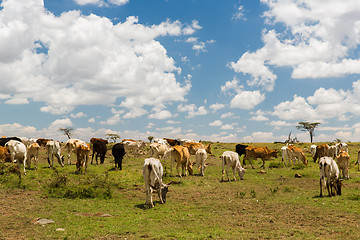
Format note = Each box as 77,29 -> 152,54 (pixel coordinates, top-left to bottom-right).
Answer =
336,142 -> 348,155
319,157 -> 342,197
195,149 -> 207,176
64,139 -> 84,164
27,142 -> 40,170
123,140 -> 146,155
281,146 -> 290,166
327,145 -> 337,159
153,138 -> 169,145
142,158 -> 170,208
5,140 -> 27,175
221,151 -> 246,182
149,143 -> 172,159
310,145 -> 317,157
46,141 -> 65,168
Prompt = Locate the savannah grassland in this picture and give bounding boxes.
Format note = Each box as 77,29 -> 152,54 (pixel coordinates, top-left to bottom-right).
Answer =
1,141 -> 360,240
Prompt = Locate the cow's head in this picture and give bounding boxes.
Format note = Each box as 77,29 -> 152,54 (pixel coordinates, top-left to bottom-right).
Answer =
160,184 -> 170,203
237,167 -> 246,180
271,150 -> 278,158
333,179 -> 342,196
205,144 -> 212,154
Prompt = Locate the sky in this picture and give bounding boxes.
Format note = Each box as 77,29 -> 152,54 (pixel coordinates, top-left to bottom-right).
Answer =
1,0 -> 360,143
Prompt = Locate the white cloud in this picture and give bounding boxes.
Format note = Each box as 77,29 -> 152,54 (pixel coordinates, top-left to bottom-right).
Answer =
221,124 -> 234,130
209,120 -> 222,127
74,0 -> 129,7
100,114 -> 122,125
148,110 -> 172,120
232,5 -> 246,21
177,104 -> 207,118
123,108 -> 147,119
209,103 -> 225,112
221,112 -> 234,119
242,131 -> 275,143
230,90 -> 265,109
0,0 -> 196,115
88,118 -> 96,123
71,112 -> 87,118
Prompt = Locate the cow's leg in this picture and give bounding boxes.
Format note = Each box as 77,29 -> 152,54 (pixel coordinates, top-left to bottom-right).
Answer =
320,178 -> 323,197
47,155 -> 52,168
226,164 -> 230,182
177,162 -> 182,178
248,158 -> 255,169
221,159 -> 225,182
91,150 -> 95,165
260,158 -> 266,169
22,156 -> 26,175
326,180 -> 332,197
232,166 -> 236,181
56,154 -> 64,167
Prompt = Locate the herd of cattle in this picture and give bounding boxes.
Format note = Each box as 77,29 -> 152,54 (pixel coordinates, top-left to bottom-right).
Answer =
0,136 -> 355,207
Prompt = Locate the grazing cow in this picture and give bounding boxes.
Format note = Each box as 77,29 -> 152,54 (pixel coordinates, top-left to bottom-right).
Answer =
0,146 -> 11,162
286,145 -> 307,165
319,157 -> 342,197
235,144 -> 248,165
5,140 -> 27,175
27,143 -> 40,170
46,141 -> 65,168
121,139 -> 137,143
0,137 -> 22,146
313,144 -> 329,163
143,158 -> 170,207
64,139 -> 84,164
220,151 -> 246,182
244,146 -> 278,169
153,138 -> 169,145
149,142 -> 172,159
327,145 -> 337,159
90,138 -> 108,145
163,138 -> 180,146
336,142 -> 348,154
122,140 -> 146,155
195,149 -> 207,176
310,144 -> 317,157
75,142 -> 90,172
112,143 -> 126,170
91,139 -> 107,165
183,142 -> 212,155
171,145 -> 192,177
281,146 -> 289,166
336,150 -> 350,179
36,138 -> 52,147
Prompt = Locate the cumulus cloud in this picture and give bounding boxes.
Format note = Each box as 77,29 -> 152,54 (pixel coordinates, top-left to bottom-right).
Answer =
209,103 -> 225,112
70,112 -> 87,118
209,120 -> 222,127
232,5 -> 246,21
229,0 -> 360,91
74,0 -> 129,7
0,0 -> 198,115
177,104 -> 207,118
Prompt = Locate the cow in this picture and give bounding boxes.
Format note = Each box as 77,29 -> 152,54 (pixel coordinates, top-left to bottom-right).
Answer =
122,140 -> 146,155
0,137 -> 22,146
235,144 -> 248,165
75,142 -> 90,172
313,144 -> 329,163
142,158 -> 170,208
327,145 -> 337,159
36,138 -> 52,147
64,139 -> 84,164
46,141 -> 65,168
91,139 -> 107,165
310,144 -> 317,157
121,139 -> 137,143
336,142 -> 348,154
5,140 -> 27,175
195,149 -> 207,176
336,150 -> 350,179
319,157 -> 342,197
281,146 -> 289,166
171,145 -> 192,177
220,151 -> 246,182
286,145 -> 307,165
183,142 -> 212,155
163,138 -> 180,146
244,146 -> 278,169
27,142 -> 40,170
112,143 -> 126,170
90,138 -> 108,145
0,146 -> 11,162
153,138 -> 169,145
149,142 -> 172,159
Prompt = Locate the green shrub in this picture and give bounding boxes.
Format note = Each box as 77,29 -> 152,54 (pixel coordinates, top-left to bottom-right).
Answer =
268,162 -> 284,169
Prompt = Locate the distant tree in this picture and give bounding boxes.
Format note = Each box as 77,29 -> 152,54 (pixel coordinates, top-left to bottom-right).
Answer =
59,127 -> 73,139
148,136 -> 154,143
296,122 -> 321,143
106,133 -> 120,143
334,138 -> 342,143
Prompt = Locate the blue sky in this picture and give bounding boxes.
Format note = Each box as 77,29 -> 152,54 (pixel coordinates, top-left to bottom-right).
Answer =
1,0 -> 360,143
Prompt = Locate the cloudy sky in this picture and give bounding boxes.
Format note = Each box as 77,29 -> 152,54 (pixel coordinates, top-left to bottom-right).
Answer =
1,0 -> 360,143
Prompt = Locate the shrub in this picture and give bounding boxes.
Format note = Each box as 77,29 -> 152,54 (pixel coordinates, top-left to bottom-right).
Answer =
268,162 -> 284,169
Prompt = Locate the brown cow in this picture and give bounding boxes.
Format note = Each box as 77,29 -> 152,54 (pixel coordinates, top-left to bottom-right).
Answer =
183,142 -> 212,155
244,146 -> 278,169
27,143 -> 40,170
313,144 -> 329,162
0,146 -> 11,162
36,138 -> 52,147
163,138 -> 180,146
336,150 -> 350,179
90,138 -> 109,144
171,145 -> 192,177
76,142 -> 90,173
286,145 -> 307,165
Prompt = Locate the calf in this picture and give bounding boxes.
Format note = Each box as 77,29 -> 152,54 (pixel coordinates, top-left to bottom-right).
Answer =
310,144 -> 317,157
27,142 -> 40,170
112,143 -> 126,170
319,157 -> 342,197
327,145 -> 337,159
244,146 -> 278,169
5,140 -> 27,175
221,151 -> 246,182
313,144 -> 329,162
142,158 -> 170,208
286,145 -> 307,165
195,148 -> 207,176
64,139 -> 84,164
171,145 -> 192,177
281,146 -> 289,166
46,141 -> 65,168
91,139 -> 107,165
149,142 -> 172,159
336,150 -> 350,179
76,142 -> 90,172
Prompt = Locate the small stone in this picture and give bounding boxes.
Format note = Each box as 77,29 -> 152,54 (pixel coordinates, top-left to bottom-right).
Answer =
56,228 -> 65,232
259,170 -> 266,174
295,173 -> 302,178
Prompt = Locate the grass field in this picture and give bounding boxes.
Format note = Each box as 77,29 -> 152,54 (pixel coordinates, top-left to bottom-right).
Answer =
1,142 -> 360,239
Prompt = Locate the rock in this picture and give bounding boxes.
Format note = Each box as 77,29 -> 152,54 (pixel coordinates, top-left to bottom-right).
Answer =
31,218 -> 55,225
259,170 -> 266,174
56,228 -> 65,232
295,173 -> 302,178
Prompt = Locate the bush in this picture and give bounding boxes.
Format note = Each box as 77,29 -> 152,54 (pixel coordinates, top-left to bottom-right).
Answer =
44,168 -> 113,199
268,162 -> 284,169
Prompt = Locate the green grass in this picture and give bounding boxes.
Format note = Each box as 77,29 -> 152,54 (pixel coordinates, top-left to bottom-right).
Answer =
1,142 -> 360,239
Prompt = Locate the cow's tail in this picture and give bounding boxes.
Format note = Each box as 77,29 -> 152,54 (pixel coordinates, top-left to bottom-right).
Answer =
148,163 -> 164,203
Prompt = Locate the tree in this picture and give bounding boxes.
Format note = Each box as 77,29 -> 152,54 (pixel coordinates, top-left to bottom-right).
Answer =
296,122 -> 321,143
106,133 -> 120,143
148,136 -> 154,143
59,127 -> 74,139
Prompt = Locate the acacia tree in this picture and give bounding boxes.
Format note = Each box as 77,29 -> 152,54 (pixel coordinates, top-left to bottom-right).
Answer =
59,127 -> 74,139
106,133 -> 120,143
148,136 -> 154,143
296,122 -> 321,143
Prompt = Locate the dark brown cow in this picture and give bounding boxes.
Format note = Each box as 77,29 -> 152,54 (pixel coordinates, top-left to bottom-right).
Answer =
163,138 -> 180,146
36,138 -> 52,147
90,138 -> 109,144
313,144 -> 329,163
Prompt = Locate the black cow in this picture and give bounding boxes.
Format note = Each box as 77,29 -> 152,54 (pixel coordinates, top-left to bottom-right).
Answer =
235,144 -> 248,165
0,137 -> 22,146
112,143 -> 126,170
91,140 -> 107,165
